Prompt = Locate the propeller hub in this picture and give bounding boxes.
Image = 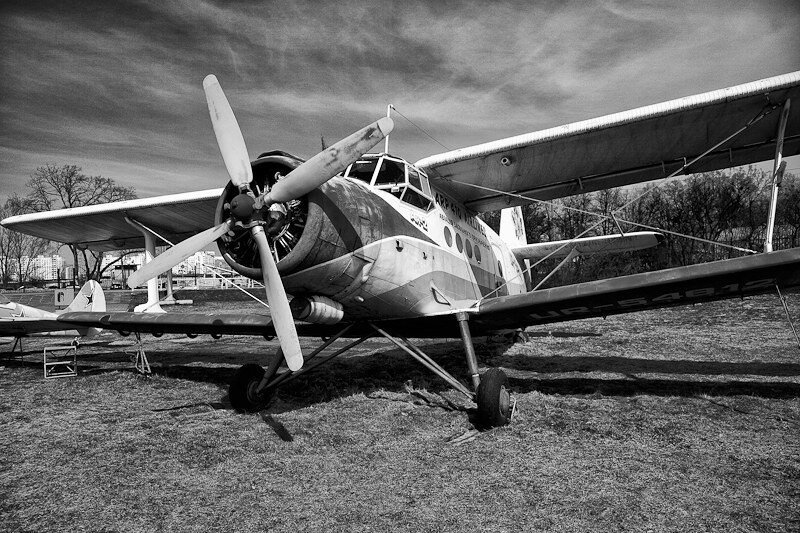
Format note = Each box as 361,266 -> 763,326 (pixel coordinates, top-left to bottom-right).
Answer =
230,193 -> 255,220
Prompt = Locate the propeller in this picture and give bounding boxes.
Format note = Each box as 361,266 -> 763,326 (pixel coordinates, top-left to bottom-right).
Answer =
255,116 -> 394,208
128,74 -> 393,372
203,75 -> 252,190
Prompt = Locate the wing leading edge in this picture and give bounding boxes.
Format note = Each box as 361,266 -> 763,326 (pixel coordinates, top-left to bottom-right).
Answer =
1,189 -> 222,251
417,72 -> 800,212
472,248 -> 800,332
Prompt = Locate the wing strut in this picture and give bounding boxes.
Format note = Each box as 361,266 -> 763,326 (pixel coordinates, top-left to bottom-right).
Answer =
775,284 -> 800,349
124,217 -> 166,313
764,98 -> 791,252
473,101 -> 782,303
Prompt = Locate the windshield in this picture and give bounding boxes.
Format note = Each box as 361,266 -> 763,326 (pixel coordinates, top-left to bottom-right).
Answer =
345,160 -> 378,183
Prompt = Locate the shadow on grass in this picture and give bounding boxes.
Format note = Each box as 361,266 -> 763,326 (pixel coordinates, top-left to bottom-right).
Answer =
133,339 -> 800,405
498,354 -> 800,377
6,339 -> 800,411
508,376 -> 800,399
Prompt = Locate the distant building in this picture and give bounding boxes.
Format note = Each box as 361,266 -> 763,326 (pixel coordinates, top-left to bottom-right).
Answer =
19,254 -> 64,281
174,250 -> 217,275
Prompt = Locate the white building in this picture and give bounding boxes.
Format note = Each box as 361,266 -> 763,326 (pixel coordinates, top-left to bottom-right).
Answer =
173,250 -> 217,276
20,254 -> 64,281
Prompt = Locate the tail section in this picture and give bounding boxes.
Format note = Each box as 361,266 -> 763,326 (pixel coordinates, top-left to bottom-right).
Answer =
64,280 -> 106,313
499,207 -> 527,248
500,207 -> 531,289
62,281 -> 105,337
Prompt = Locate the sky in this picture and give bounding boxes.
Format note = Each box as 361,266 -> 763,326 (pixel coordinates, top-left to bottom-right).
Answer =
1,0 -> 799,200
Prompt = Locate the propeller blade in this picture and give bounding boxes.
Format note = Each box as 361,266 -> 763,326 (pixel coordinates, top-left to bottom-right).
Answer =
251,226 -> 303,371
127,220 -> 232,289
203,74 -> 253,189
262,117 -> 394,205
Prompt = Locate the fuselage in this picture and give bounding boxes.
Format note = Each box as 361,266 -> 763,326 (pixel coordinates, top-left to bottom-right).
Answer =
218,152 -> 526,323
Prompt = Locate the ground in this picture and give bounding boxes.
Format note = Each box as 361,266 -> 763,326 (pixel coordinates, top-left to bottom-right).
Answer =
1,293 -> 799,532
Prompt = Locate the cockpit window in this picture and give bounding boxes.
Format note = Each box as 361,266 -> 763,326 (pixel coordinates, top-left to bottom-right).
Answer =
345,160 -> 379,183
374,158 -> 405,187
345,154 -> 434,211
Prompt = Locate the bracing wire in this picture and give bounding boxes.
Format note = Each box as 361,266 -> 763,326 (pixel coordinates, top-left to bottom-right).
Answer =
468,102 -> 778,304
390,106 -> 453,151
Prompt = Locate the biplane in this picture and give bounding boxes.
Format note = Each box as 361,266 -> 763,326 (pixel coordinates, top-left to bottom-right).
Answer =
3,72 -> 799,427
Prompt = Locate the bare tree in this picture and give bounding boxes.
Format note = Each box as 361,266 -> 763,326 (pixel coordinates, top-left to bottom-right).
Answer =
26,164 -> 137,282
776,172 -> 800,248
0,195 -> 52,286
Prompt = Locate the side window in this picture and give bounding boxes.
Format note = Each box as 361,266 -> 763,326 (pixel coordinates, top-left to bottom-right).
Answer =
403,165 -> 433,210
401,188 -> 432,210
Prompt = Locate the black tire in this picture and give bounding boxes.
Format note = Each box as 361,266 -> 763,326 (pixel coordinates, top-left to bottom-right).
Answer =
476,368 -> 512,427
229,363 -> 270,413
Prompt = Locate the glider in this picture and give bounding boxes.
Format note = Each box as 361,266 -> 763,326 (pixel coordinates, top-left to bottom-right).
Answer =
0,280 -> 105,339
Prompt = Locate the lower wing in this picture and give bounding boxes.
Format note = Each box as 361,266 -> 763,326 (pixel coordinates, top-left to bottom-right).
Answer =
56,249 -> 800,339
0,317 -> 90,337
473,248 -> 800,331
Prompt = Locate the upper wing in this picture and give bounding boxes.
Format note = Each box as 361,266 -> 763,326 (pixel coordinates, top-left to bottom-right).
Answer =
416,72 -> 800,213
0,189 -> 222,251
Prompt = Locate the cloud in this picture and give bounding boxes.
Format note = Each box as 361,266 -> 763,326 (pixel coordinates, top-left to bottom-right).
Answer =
1,0 -> 798,200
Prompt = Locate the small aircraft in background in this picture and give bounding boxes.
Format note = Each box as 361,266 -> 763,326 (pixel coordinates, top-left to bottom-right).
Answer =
0,280 -> 106,341
2,72 -> 799,427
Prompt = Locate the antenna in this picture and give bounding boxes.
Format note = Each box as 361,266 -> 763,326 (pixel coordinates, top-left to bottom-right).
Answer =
384,104 -> 394,154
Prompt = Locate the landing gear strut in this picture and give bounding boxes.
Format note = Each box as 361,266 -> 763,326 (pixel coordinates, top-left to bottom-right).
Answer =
457,312 -> 512,427
227,318 -> 514,428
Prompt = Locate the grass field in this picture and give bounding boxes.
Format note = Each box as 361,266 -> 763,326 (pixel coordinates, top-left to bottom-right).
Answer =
1,293 -> 799,532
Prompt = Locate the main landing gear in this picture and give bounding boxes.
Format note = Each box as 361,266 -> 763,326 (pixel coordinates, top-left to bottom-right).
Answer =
228,316 -> 514,428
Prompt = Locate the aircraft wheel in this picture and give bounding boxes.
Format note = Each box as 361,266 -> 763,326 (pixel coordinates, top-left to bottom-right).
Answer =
229,363 -> 273,413
476,368 -> 512,427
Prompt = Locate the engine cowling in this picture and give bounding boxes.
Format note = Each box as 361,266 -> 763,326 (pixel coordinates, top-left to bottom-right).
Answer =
214,151 -> 431,301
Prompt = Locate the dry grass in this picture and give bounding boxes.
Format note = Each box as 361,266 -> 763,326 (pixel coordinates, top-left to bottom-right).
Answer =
1,293 -> 799,532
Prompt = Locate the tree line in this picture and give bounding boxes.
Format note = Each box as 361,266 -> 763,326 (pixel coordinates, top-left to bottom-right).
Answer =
482,166 -> 799,286
1,163 -> 797,289
0,164 -> 136,287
